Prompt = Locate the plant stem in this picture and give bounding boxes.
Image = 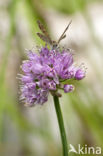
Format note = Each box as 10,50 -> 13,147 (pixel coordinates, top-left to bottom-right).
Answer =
53,95 -> 68,156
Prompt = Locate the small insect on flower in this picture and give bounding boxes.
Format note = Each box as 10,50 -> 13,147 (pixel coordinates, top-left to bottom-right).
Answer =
37,20 -> 72,49
18,20 -> 86,107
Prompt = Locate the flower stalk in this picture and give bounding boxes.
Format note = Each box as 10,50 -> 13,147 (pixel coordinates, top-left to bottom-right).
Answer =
53,95 -> 68,156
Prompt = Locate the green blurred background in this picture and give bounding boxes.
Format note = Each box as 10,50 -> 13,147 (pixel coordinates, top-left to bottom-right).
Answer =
0,0 -> 103,155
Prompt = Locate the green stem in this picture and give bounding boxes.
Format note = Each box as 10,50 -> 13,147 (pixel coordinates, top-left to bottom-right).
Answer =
53,96 -> 68,156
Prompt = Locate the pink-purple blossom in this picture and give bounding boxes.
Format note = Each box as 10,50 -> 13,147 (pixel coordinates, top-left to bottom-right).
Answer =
19,46 -> 86,106
64,84 -> 74,93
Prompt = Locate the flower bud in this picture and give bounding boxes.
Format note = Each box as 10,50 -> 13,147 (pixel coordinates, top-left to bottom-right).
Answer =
64,84 -> 74,93
75,69 -> 85,80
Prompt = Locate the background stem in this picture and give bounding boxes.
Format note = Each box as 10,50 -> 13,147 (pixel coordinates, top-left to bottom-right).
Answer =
53,96 -> 68,156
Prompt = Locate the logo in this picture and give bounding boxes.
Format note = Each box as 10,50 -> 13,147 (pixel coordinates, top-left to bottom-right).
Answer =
68,144 -> 101,155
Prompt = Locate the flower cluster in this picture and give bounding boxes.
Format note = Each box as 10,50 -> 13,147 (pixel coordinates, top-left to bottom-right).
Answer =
19,46 -> 85,106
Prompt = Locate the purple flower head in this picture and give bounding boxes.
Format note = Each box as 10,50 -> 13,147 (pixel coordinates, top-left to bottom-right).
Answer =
19,46 -> 86,106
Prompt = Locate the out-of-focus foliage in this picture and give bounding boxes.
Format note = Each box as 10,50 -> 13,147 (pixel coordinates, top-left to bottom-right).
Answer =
0,0 -> 103,155
43,0 -> 102,14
